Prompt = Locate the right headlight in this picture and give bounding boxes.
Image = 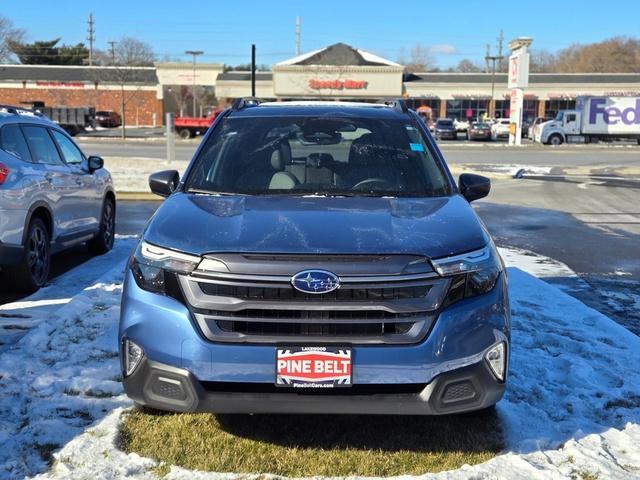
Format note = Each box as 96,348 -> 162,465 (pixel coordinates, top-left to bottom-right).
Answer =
432,244 -> 503,307
130,241 -> 200,296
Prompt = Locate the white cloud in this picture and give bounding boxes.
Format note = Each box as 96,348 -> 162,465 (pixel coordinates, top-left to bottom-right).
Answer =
429,44 -> 458,55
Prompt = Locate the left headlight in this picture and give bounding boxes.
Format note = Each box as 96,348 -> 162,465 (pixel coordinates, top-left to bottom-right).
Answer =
432,243 -> 503,307
130,241 -> 200,296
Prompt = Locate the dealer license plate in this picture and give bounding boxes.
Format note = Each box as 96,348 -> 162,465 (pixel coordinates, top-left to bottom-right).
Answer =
276,346 -> 352,388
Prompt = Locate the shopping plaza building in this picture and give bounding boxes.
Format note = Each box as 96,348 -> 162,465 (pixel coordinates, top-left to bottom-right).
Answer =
1,42 -> 639,125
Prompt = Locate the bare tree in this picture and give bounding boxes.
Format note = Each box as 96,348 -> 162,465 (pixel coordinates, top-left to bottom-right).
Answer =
397,43 -> 437,72
553,37 -> 640,73
114,36 -> 155,66
529,49 -> 557,73
454,59 -> 482,72
0,15 -> 25,63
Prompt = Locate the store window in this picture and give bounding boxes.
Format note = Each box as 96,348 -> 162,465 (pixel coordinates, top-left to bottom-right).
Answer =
446,99 -> 489,122
406,98 -> 440,112
495,99 -> 537,122
545,99 -> 576,118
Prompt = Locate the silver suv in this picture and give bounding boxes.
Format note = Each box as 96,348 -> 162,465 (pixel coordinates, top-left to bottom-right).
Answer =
0,105 -> 115,292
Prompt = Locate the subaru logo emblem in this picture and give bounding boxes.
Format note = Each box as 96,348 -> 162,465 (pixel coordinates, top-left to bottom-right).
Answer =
291,270 -> 340,294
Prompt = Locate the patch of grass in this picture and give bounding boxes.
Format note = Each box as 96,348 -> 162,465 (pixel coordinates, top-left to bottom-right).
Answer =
119,408 -> 503,477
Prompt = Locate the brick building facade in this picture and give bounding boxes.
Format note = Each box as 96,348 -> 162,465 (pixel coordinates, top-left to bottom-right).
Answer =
0,65 -> 163,126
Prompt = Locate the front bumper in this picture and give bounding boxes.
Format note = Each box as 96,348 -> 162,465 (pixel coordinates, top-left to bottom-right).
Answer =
120,269 -> 510,414
123,354 -> 506,415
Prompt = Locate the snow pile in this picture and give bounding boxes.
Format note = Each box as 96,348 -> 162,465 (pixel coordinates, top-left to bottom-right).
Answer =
0,236 -> 137,352
103,157 -> 189,192
0,244 -> 638,478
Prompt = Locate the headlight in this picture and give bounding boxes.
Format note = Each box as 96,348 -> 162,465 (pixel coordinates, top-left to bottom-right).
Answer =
433,244 -> 503,307
130,241 -> 200,296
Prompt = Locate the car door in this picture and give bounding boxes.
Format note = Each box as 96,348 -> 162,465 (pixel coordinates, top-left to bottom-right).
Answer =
50,129 -> 101,232
21,125 -> 80,241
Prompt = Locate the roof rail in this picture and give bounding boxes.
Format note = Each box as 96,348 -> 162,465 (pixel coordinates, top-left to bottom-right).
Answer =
0,104 -> 45,117
231,97 -> 262,111
378,99 -> 409,114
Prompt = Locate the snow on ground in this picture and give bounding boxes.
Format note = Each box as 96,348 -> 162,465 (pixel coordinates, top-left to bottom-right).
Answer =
103,157 -> 189,192
0,236 -> 137,353
0,243 -> 639,479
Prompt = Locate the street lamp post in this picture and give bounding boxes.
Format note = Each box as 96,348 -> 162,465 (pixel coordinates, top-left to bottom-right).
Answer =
185,50 -> 204,117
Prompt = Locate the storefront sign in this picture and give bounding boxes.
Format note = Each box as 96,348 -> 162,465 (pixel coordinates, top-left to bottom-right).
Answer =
35,81 -> 85,88
308,79 -> 367,90
508,52 -> 529,89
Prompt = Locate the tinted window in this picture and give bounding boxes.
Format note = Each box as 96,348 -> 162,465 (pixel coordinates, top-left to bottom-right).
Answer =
186,115 -> 450,198
51,130 -> 84,164
22,126 -> 63,165
0,125 -> 32,161
436,120 -> 453,127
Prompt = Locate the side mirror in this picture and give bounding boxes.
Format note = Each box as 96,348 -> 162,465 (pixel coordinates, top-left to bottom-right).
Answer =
459,173 -> 490,202
87,155 -> 104,173
149,170 -> 180,197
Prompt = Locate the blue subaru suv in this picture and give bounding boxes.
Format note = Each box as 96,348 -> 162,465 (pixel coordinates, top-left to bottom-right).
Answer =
119,99 -> 509,415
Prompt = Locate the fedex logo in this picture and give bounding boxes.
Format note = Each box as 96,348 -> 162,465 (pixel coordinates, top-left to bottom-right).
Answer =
589,98 -> 640,125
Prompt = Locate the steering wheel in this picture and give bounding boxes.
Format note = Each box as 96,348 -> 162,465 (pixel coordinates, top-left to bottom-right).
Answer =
352,178 -> 394,190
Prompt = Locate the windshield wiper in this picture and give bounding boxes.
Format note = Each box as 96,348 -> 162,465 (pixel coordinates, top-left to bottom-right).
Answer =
187,188 -> 242,196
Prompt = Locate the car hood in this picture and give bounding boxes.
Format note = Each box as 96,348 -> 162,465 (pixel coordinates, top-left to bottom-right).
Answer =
143,193 -> 489,259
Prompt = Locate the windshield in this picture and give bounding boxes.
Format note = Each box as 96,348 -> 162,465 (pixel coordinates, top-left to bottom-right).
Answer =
185,115 -> 451,197
436,120 -> 453,127
555,112 -> 564,121
472,123 -> 489,128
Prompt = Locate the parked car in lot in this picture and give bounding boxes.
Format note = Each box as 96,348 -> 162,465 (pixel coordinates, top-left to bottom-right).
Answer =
454,118 -> 470,134
0,105 -> 115,292
467,122 -> 492,141
433,118 -> 458,140
491,119 -> 511,140
119,99 -> 510,415
95,110 -> 122,128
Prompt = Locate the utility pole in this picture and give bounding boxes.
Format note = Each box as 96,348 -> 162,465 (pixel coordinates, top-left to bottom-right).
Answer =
485,32 -> 505,119
185,50 -> 203,117
251,44 -> 256,97
497,29 -> 504,70
108,41 -> 117,65
295,16 -> 301,56
87,13 -> 95,66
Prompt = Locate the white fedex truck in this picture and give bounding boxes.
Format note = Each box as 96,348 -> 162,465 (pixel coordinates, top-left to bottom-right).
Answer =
538,96 -> 640,145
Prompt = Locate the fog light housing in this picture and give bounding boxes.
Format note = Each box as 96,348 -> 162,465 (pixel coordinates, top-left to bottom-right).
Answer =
485,342 -> 506,381
124,339 -> 144,377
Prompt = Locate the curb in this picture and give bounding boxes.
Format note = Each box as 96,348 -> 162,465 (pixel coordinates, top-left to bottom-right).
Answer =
116,191 -> 163,201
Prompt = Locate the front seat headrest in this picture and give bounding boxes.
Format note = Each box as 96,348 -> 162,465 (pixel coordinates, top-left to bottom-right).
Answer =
270,141 -> 292,170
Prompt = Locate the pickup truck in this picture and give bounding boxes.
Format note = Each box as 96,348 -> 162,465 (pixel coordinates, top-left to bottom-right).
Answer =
174,110 -> 221,139
538,96 -> 640,145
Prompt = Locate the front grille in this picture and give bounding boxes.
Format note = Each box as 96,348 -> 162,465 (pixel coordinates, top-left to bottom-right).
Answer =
216,320 -> 414,337
178,254 -> 450,344
199,282 -> 431,301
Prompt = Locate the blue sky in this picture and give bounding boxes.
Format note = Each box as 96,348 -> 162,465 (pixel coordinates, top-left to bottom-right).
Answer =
3,0 -> 639,67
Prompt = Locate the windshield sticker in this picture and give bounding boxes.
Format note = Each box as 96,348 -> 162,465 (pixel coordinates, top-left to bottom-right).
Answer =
409,143 -> 425,152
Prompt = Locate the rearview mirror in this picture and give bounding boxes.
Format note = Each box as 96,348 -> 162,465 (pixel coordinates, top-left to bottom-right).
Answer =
458,173 -> 490,202
149,170 -> 180,197
87,155 -> 104,173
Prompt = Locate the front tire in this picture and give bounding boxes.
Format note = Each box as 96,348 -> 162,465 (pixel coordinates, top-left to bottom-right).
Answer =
88,198 -> 115,255
8,217 -> 50,293
548,134 -> 564,146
